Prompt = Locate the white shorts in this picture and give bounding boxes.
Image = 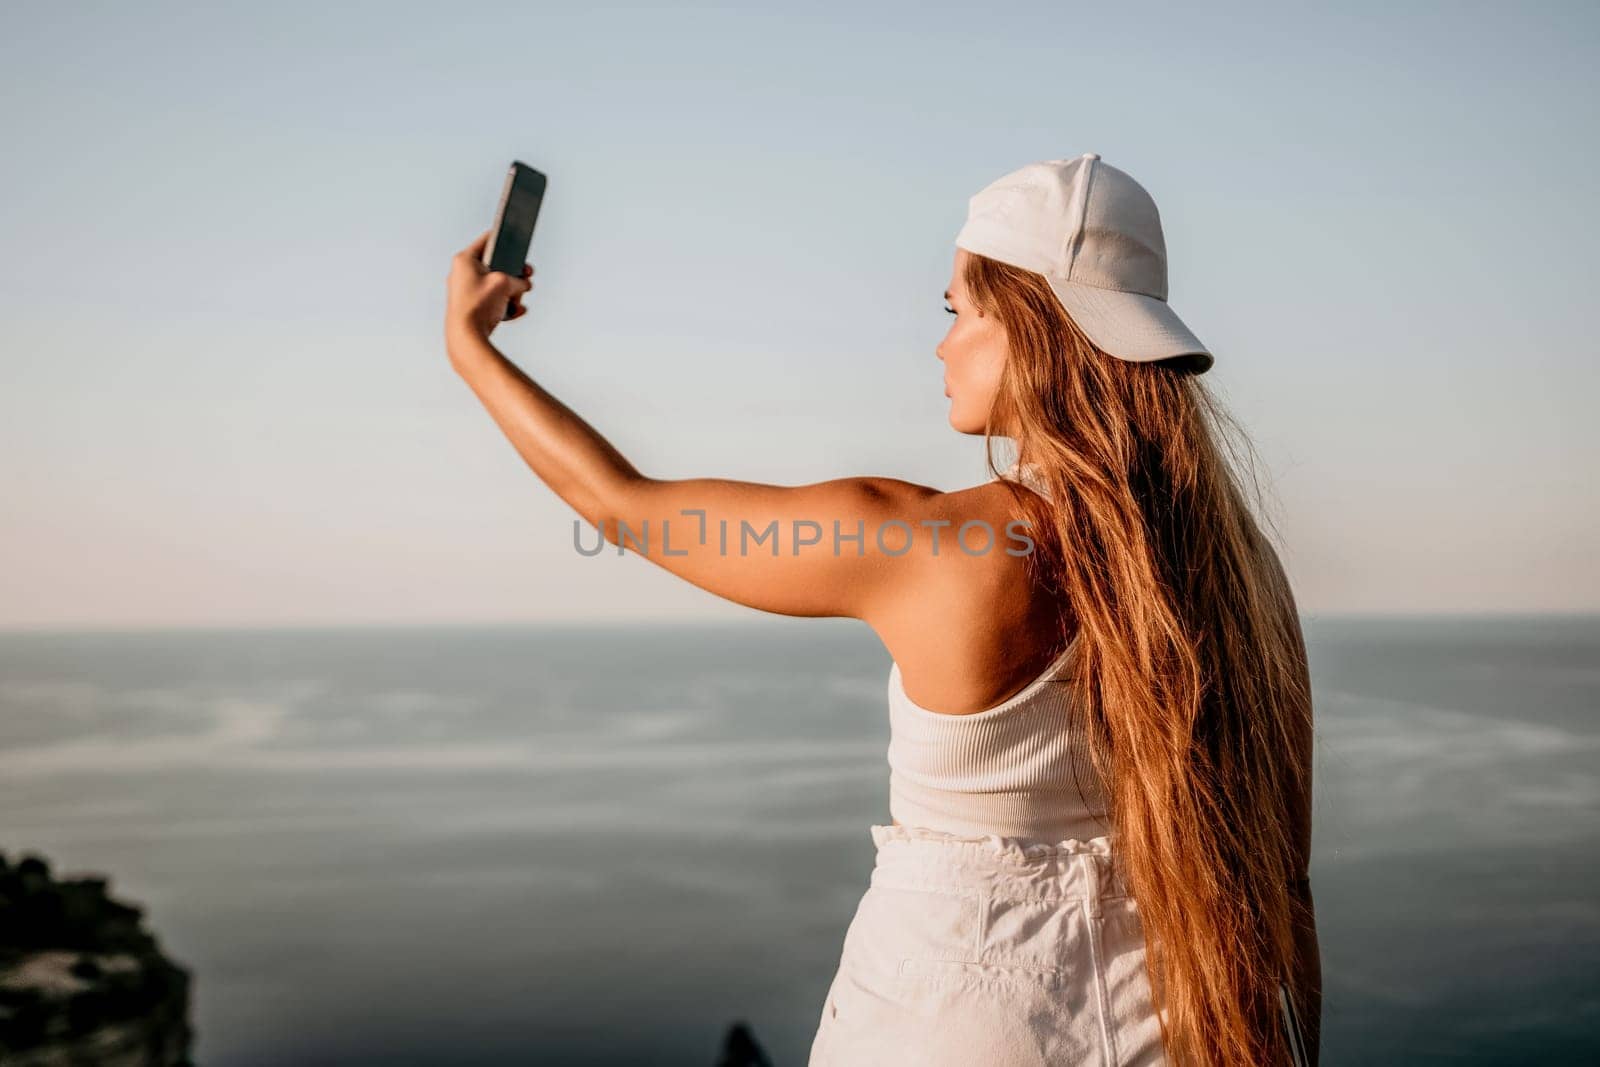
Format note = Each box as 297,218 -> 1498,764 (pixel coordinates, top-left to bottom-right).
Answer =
808,824 -> 1168,1067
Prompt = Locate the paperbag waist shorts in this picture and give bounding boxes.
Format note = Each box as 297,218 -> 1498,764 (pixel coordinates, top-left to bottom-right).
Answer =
808,824 -> 1168,1067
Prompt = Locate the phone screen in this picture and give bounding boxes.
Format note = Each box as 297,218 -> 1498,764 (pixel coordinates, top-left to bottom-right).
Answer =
483,162 -> 546,277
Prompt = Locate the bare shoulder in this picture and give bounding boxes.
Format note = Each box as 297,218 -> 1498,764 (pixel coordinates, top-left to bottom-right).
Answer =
863,476 -> 1057,691
849,475 -> 1041,568
780,474 -> 1033,539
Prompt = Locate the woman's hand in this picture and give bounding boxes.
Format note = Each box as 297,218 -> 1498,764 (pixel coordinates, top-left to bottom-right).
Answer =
446,229 -> 535,350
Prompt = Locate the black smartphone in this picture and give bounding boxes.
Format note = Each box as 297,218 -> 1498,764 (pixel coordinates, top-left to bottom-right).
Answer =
482,161 -> 547,320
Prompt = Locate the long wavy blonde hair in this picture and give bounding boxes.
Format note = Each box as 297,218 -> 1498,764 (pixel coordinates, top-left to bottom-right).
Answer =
964,250 -> 1317,1065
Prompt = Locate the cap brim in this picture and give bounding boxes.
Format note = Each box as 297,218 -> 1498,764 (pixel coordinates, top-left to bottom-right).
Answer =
1045,278 -> 1214,373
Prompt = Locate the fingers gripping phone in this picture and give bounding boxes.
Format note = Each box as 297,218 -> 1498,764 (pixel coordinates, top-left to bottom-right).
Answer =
482,161 -> 547,320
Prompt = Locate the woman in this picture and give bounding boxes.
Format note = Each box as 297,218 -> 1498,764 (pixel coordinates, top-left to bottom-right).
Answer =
444,152 -> 1321,1067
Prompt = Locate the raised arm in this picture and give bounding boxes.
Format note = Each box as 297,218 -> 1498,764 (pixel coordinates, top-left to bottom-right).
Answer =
443,232 -> 950,622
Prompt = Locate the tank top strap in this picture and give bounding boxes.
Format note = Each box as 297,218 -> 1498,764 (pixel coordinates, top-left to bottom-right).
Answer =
995,458 -> 1053,501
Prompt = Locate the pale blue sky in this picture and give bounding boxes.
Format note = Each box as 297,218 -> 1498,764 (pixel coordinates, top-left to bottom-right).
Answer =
1,1 -> 1595,627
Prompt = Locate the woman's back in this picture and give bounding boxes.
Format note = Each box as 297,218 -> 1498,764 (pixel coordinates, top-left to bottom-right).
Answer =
813,463 -> 1170,1065
884,461 -> 1110,843
879,460 -> 1312,872
823,457 -> 1319,1066
870,462 -> 1077,718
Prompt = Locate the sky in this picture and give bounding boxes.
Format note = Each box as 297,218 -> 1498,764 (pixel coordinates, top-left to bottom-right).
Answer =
1,0 -> 1595,628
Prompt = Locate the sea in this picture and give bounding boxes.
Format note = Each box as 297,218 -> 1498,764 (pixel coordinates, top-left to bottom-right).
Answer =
0,615 -> 1595,1066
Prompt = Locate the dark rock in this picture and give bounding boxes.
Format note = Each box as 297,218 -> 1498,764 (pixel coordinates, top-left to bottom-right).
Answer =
0,849 -> 192,1066
715,1020 -> 775,1067
15,856 -> 51,897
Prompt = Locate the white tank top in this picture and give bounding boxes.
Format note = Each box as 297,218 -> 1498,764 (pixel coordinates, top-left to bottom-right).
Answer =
885,460 -> 1112,843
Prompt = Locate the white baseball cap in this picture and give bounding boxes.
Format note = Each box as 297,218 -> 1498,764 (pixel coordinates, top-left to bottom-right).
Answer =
954,153 -> 1213,374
